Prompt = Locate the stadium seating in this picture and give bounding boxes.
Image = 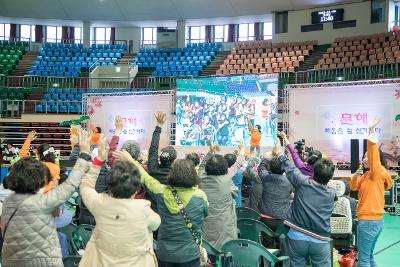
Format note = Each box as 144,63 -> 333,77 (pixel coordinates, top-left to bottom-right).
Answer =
29,43 -> 128,78
136,43 -> 222,77
315,32 -> 400,70
217,40 -> 316,75
35,88 -> 146,113
0,40 -> 28,75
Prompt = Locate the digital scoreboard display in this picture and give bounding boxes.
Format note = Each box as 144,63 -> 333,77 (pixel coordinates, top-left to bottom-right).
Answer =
311,9 -> 344,24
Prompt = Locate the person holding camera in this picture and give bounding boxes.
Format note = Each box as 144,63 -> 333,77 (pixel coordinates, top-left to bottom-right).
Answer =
278,132 -> 322,178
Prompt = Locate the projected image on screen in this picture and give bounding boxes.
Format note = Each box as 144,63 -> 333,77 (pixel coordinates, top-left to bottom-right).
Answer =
176,74 -> 278,147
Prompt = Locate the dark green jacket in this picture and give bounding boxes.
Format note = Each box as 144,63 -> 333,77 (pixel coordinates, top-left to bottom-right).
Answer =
131,160 -> 209,263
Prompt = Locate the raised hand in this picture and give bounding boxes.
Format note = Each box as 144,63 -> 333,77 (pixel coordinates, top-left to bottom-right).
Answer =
115,116 -> 124,135
272,138 -> 284,157
238,140 -> 245,155
78,130 -> 92,155
97,135 -> 108,162
27,131 -> 37,142
155,112 -> 167,128
113,150 -> 134,162
369,117 -> 381,133
278,131 -> 289,145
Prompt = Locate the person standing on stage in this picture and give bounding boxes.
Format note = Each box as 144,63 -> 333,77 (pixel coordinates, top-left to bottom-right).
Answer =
247,117 -> 261,157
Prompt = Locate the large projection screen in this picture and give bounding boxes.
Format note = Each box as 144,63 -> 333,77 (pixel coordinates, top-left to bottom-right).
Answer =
85,92 -> 172,151
289,82 -> 400,163
175,74 -> 279,150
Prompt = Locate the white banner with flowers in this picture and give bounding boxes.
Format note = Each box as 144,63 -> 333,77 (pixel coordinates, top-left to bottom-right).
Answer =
289,82 -> 400,163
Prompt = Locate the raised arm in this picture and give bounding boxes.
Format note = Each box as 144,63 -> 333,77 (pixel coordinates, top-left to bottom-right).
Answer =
367,118 -> 383,179
227,141 -> 246,177
20,131 -> 37,158
108,116 -> 123,167
248,117 -> 254,134
148,112 -> 166,174
278,131 -> 307,171
114,150 -> 165,195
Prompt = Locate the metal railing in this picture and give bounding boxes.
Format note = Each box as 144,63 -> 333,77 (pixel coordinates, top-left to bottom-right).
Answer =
293,63 -> 400,84
0,99 -> 83,118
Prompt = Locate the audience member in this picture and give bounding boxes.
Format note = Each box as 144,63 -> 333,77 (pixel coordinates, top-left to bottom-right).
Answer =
343,182 -> 358,220
245,156 -> 262,212
1,131 -> 92,266
279,131 -> 322,177
114,150 -> 208,267
259,157 -> 293,231
327,180 -> 352,235
350,117 -> 393,267
79,136 -> 160,267
20,131 -> 61,193
2,141 -> 18,164
273,139 -> 336,267
199,141 -> 245,250
148,112 -> 177,184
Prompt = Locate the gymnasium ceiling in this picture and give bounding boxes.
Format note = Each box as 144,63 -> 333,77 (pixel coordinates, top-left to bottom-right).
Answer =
0,0 -> 365,26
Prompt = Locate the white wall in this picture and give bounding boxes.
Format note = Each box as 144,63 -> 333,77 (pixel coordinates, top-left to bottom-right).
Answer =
115,27 -> 141,54
274,1 -> 390,44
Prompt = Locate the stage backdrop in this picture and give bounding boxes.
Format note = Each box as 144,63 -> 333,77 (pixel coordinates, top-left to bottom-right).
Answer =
289,82 -> 400,163
84,92 -> 172,151
175,74 -> 279,149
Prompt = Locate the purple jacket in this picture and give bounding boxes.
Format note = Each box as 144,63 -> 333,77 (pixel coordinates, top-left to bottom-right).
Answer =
286,144 -> 314,177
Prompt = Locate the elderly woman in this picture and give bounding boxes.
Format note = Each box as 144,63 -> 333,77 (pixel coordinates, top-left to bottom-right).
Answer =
79,137 -> 160,267
199,142 -> 245,250
1,131 -> 92,267
114,150 -> 208,267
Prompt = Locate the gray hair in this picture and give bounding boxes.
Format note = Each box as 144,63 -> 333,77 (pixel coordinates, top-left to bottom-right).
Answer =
121,140 -> 141,160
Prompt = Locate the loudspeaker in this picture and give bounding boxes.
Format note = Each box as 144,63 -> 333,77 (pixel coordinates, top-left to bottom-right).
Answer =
362,139 -> 367,156
350,139 -> 359,173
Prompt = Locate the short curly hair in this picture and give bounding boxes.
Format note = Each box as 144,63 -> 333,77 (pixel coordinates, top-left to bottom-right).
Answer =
167,159 -> 199,188
205,154 -> 229,176
224,153 -> 237,168
121,140 -> 141,160
37,144 -> 56,163
107,161 -> 141,199
160,146 -> 177,166
7,157 -> 46,194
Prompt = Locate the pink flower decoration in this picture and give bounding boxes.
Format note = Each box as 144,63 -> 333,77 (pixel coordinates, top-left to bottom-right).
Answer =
395,89 -> 400,100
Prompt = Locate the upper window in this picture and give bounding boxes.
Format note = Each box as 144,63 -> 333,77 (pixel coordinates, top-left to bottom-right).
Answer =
141,27 -> 157,46
214,25 -> 229,42
74,27 -> 83,43
0,24 -> 10,40
189,26 -> 206,43
94,27 -> 111,44
238,23 -> 255,41
263,22 -> 273,40
20,25 -> 35,42
46,26 -> 62,43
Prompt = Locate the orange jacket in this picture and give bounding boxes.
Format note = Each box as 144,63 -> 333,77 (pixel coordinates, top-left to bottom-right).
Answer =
248,117 -> 261,148
20,138 -> 60,193
350,134 -> 393,220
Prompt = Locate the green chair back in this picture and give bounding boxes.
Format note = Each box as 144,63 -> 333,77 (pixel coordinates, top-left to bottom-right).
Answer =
202,239 -> 222,267
236,207 -> 260,221
71,224 -> 95,252
221,239 -> 289,267
63,255 -> 81,267
237,218 -> 275,244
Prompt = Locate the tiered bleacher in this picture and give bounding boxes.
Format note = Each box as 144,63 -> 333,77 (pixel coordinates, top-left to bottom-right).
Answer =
315,32 -> 400,70
35,88 -> 143,113
136,43 -> 221,77
29,43 -> 127,77
217,40 -> 316,75
0,41 -> 28,75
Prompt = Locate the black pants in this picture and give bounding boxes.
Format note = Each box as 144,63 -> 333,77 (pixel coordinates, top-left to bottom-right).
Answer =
260,217 -> 284,232
260,217 -> 284,249
158,258 -> 200,267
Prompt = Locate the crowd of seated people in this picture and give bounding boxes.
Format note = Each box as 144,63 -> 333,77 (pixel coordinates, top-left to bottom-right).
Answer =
0,113 -> 392,267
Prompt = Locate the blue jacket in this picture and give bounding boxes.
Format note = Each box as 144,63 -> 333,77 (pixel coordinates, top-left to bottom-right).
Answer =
278,155 -> 335,240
